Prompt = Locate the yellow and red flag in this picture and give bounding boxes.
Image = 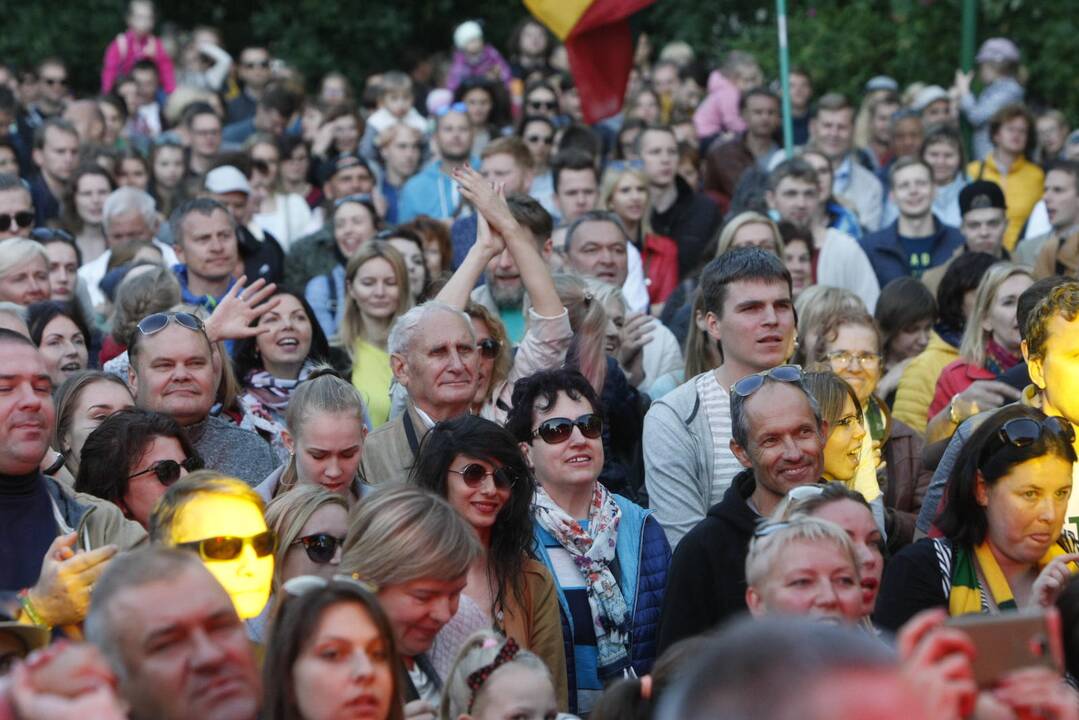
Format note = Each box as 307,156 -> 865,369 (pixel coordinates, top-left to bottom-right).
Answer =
525,0 -> 656,123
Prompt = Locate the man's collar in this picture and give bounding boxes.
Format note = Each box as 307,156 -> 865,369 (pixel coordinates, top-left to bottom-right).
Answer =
412,404 -> 437,429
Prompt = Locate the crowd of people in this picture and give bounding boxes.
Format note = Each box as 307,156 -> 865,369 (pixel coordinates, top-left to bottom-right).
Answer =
1,2 -> 1079,718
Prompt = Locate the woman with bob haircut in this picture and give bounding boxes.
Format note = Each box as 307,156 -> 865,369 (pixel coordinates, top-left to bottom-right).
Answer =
874,404 -> 1078,631
0,238 -> 50,307
52,370 -> 135,479
341,485 -> 482,712
874,277 -> 938,404
75,408 -> 201,528
411,414 -> 567,707
262,577 -> 404,720
744,516 -> 864,624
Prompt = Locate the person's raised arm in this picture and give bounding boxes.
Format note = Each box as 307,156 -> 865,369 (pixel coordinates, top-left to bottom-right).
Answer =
433,194 -> 506,310
453,165 -> 562,317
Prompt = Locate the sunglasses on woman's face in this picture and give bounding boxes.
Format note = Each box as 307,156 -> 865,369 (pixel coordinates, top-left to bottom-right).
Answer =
530,413 -> 603,445
127,456 -> 203,485
178,530 -> 276,562
478,337 -> 501,359
528,100 -> 557,111
449,463 -> 517,489
293,533 -> 345,564
0,211 -> 34,232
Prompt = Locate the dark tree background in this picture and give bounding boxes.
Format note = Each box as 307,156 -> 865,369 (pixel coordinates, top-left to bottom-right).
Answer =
2,1 -> 1073,117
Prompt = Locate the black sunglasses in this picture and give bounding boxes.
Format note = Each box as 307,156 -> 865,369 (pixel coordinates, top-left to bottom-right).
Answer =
449,463 -> 517,489
731,364 -> 803,398
981,416 -> 1076,465
293,533 -> 345,564
528,100 -> 557,111
178,530 -> 277,562
127,456 -> 203,485
531,413 -> 603,445
180,528 -> 278,561
478,337 -> 501,359
525,134 -> 554,145
136,312 -> 205,337
0,211 -> 34,232
243,61 -> 270,69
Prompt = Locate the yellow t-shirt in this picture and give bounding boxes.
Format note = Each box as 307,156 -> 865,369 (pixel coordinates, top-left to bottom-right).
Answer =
350,339 -> 393,428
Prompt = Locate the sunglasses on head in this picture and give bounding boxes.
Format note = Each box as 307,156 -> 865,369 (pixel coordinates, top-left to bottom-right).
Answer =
282,573 -> 378,597
478,337 -> 501,359
178,530 -> 276,562
731,364 -> 803,398
0,211 -> 34,233
981,416 -> 1076,465
753,520 -> 791,539
128,456 -> 203,485
435,101 -> 469,118
449,463 -> 517,489
136,312 -> 205,337
293,533 -> 346,564
531,413 -> 603,445
30,227 -> 74,243
333,192 -> 373,209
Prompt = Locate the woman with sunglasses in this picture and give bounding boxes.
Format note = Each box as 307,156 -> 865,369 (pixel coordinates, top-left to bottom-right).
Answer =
248,484 -> 349,643
256,368 -> 368,503
411,415 -> 567,708
517,115 -> 557,215
304,195 -> 382,339
74,408 -> 201,529
506,368 -> 671,716
875,405 -> 1079,632
436,166 -> 571,425
341,485 -> 482,716
263,576 -> 404,720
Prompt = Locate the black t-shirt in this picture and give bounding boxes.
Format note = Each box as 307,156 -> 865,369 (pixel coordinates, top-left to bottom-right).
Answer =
0,472 -> 58,591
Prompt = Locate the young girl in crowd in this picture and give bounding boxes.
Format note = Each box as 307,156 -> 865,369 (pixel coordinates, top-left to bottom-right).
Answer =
873,277 -> 938,404
440,630 -> 559,720
61,164 -> 115,263
27,301 -> 92,385
114,148 -> 151,190
778,221 -> 813,300
52,370 -> 135,478
256,367 -> 368,502
149,140 -> 187,218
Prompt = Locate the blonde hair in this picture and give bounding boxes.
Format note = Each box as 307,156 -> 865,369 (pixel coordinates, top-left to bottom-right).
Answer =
341,484 -> 481,587
549,273 -> 607,394
715,212 -> 783,258
440,630 -> 551,720
377,122 -> 423,150
958,262 -> 1031,368
0,238 -> 48,281
110,266 -> 181,345
276,368 -> 366,496
465,301 -> 511,403
264,484 -> 348,589
598,166 -> 654,236
745,516 -> 860,589
340,240 -> 412,354
793,286 -> 866,365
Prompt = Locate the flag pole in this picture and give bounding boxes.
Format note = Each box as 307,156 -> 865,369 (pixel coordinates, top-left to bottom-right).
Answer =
776,0 -> 793,158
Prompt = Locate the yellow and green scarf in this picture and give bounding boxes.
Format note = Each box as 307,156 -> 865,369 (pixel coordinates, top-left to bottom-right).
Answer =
949,540 -> 1077,616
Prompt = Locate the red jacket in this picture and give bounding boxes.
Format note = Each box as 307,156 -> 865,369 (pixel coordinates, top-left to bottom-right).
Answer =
928,358 -> 996,420
642,233 -> 679,306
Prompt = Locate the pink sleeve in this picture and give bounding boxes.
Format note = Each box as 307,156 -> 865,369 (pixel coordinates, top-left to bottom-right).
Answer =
693,94 -> 721,138
155,40 -> 176,93
718,88 -> 746,133
101,39 -> 122,93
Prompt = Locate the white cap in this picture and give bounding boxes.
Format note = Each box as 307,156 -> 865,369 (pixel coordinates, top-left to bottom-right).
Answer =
912,85 -> 949,112
204,166 -> 250,195
454,20 -> 482,50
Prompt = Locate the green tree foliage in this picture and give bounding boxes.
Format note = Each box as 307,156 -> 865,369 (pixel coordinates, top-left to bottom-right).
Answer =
0,0 -> 1073,120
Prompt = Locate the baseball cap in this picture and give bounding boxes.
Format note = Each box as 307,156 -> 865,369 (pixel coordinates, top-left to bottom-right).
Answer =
959,180 -> 1006,216
976,38 -> 1020,64
204,166 -> 251,195
912,85 -> 950,112
319,152 -> 370,185
864,75 -> 898,93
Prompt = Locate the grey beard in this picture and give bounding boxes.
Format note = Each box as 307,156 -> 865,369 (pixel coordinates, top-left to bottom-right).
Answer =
490,282 -> 526,309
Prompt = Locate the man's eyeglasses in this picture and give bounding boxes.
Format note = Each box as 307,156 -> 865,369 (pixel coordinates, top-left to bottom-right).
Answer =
0,211 -> 34,233
128,457 -> 203,485
30,227 -> 73,243
731,364 -> 803,398
178,530 -> 276,562
136,312 -> 205,337
478,338 -> 501,359
292,533 -> 346,564
449,463 -> 518,489
981,416 -> 1076,465
531,413 -> 603,445
824,350 -> 882,371
524,134 -> 554,145
527,100 -> 557,111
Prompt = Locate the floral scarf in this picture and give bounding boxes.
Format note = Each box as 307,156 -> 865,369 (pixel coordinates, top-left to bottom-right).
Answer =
532,483 -> 631,677
243,361 -> 315,412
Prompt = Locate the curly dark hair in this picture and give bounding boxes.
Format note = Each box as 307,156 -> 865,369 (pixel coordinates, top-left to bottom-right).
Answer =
505,368 -> 604,444
410,414 -> 535,614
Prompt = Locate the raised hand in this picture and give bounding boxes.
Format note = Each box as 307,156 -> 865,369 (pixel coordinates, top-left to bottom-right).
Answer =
203,275 -> 282,343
